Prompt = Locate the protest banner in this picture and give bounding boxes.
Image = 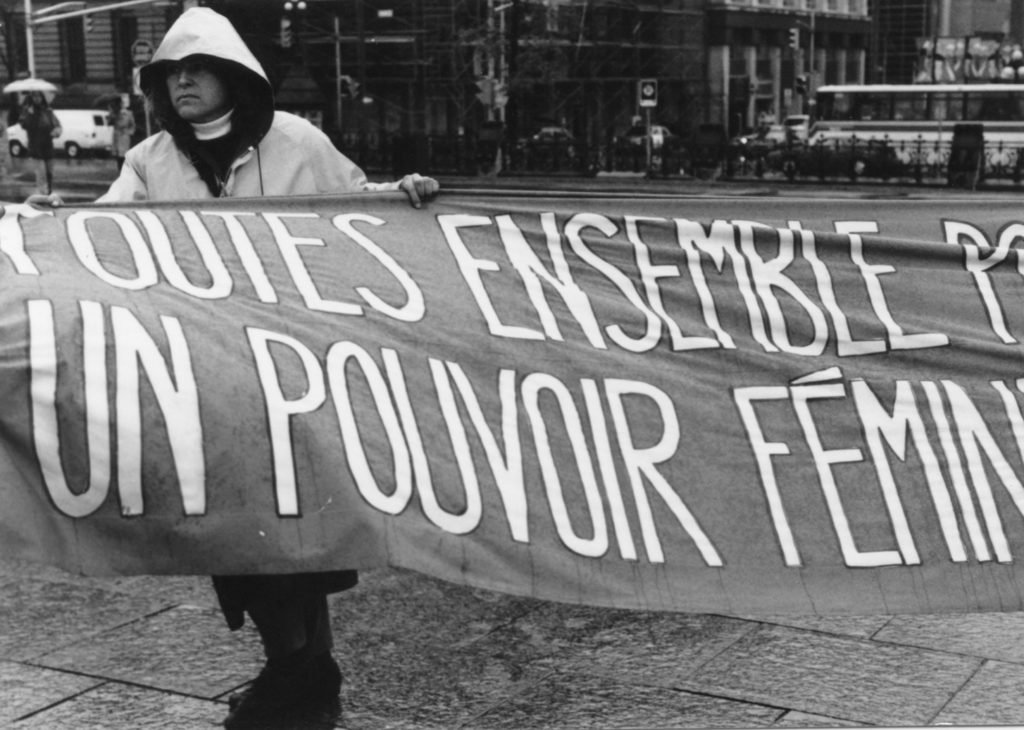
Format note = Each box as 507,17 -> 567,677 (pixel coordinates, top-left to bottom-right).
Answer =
3,191 -> 1024,615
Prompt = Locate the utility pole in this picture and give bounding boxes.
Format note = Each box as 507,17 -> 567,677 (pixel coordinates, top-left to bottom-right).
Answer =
24,0 -> 34,79
807,1 -> 816,95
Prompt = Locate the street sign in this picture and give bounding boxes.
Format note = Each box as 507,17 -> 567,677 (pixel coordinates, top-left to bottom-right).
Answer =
131,39 -> 154,67
638,78 -> 658,108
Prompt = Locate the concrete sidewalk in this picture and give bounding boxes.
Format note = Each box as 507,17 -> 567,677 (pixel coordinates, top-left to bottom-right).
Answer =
2,556 -> 1024,729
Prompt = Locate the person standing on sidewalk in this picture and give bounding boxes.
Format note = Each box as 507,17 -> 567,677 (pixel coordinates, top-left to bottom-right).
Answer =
107,94 -> 135,171
0,105 -> 10,180
95,7 -> 438,729
19,92 -> 59,194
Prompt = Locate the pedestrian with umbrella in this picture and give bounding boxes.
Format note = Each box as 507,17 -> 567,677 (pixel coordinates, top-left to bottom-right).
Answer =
20,92 -> 60,194
4,78 -> 60,191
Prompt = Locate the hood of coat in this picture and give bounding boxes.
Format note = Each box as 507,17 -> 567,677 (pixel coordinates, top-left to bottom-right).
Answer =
139,7 -> 274,146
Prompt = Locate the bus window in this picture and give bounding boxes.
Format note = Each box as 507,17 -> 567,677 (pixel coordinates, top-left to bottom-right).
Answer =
970,91 -> 1019,121
853,94 -> 889,121
817,92 -> 849,120
892,92 -> 928,120
930,93 -> 962,122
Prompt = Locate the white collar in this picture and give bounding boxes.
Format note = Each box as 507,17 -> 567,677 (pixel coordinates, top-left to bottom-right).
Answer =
190,109 -> 234,140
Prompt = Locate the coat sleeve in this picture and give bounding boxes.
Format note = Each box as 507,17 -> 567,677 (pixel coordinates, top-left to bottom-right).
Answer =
96,154 -> 149,202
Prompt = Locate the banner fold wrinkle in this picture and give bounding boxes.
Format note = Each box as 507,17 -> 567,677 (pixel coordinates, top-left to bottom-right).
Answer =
3,192 -> 1024,615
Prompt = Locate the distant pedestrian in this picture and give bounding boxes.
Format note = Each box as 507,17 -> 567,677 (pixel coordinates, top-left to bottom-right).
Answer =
0,107 -> 10,180
19,92 -> 60,194
107,95 -> 136,171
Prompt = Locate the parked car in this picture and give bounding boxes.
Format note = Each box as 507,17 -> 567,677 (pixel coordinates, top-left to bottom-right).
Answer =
729,124 -> 788,160
766,137 -> 901,181
521,125 -> 578,170
8,109 -> 114,158
529,125 -> 575,147
782,114 -> 810,142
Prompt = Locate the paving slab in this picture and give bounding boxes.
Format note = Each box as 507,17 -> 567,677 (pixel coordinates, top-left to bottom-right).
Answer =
679,623 -> 981,726
512,604 -> 757,683
932,660 -> 1024,727
0,575 -> 168,662
773,710 -> 867,727
331,567 -> 540,652
97,574 -> 220,610
0,660 -> 103,725
37,604 -> 264,699
335,620 -> 552,728
746,614 -> 894,640
11,682 -> 226,729
874,611 -> 1024,663
467,672 -> 784,729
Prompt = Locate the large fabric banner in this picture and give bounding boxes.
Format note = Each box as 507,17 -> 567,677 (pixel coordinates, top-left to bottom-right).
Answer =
4,191 -> 1024,615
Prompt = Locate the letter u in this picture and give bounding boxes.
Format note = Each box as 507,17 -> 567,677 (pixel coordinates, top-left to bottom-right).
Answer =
29,299 -> 112,517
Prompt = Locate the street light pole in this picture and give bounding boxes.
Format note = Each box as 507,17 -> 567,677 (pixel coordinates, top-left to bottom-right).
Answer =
808,2 -> 816,91
334,14 -> 342,132
24,0 -> 35,78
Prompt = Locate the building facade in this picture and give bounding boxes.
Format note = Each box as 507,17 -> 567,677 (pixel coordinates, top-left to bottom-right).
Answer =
3,0 -> 1021,172
707,0 -> 871,136
0,0 -> 177,108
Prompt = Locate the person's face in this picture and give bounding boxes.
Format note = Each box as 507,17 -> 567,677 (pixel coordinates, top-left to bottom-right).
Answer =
165,57 -> 231,123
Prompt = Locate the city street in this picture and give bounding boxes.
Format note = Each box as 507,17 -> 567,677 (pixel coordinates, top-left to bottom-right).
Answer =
8,154 -> 1024,203
3,156 -> 1024,729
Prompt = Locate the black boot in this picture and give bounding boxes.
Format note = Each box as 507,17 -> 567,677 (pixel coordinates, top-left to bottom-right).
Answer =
223,651 -> 342,729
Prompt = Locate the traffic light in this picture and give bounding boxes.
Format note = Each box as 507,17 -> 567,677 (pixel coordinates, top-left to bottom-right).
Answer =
340,75 -> 360,99
795,74 -> 808,95
788,27 -> 800,50
280,0 -> 306,48
279,16 -> 292,48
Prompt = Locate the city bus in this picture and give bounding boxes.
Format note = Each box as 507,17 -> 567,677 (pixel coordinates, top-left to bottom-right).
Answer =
807,83 -> 1024,181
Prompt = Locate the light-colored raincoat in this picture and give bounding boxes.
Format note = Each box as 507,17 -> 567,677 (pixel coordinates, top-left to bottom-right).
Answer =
99,7 -> 394,202
100,6 -> 370,630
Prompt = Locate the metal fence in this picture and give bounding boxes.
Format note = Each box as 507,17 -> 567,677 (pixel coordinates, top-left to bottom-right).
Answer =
344,130 -> 1024,187
342,132 -> 688,178
724,135 -> 1024,188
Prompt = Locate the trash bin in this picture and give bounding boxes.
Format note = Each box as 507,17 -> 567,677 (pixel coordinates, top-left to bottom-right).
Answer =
947,123 -> 984,189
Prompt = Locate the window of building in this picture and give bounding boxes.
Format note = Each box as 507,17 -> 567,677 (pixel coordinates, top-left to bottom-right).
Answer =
113,13 -> 139,92
10,19 -> 28,76
58,17 -> 87,83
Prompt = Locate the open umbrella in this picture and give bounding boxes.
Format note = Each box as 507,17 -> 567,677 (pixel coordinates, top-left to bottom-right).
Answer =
94,92 -> 123,108
3,78 -> 58,97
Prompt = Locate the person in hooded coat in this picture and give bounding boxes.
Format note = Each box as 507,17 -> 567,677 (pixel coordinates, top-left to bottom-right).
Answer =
95,8 -> 438,729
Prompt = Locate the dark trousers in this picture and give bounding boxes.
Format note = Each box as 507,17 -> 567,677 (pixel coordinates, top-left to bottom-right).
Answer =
212,571 -> 358,659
